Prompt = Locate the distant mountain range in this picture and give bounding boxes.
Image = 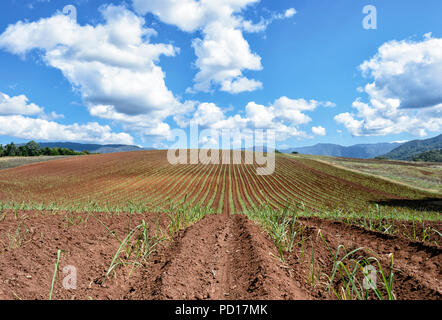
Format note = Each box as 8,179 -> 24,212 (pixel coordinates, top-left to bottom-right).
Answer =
381,134 -> 442,160
281,142 -> 403,159
37,142 -> 143,154
25,134 -> 441,160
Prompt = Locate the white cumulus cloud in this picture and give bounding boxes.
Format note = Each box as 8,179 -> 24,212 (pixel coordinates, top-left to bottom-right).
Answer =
0,91 -> 65,121
284,8 -> 297,18
0,91 -> 133,144
312,126 -> 326,136
0,92 -> 44,115
335,35 -> 442,137
180,96 -> 332,142
0,5 -> 190,140
0,115 -> 134,144
133,0 -> 295,94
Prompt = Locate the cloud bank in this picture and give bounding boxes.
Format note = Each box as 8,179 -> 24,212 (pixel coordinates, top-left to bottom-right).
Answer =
0,91 -> 133,144
0,5 -> 192,140
335,35 -> 442,137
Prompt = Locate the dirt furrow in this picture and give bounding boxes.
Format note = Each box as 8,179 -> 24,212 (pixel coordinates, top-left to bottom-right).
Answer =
294,218 -> 442,299
126,215 -> 309,300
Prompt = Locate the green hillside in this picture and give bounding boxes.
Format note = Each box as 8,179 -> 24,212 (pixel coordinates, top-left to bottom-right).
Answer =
411,149 -> 442,162
383,134 -> 442,160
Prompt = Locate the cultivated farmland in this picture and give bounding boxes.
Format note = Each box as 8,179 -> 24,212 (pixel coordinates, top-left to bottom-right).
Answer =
0,150 -> 440,300
0,150 -> 439,215
0,156 -> 72,170
304,154 -> 442,193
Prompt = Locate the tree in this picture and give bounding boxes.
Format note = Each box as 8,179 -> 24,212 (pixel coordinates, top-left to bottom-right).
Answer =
25,141 -> 41,156
42,147 -> 51,156
5,143 -> 18,157
49,148 -> 60,156
62,148 -> 76,155
292,151 -> 299,155
0,141 -> 87,157
18,146 -> 28,157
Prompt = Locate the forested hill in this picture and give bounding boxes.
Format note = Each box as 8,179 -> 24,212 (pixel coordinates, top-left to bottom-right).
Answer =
382,134 -> 442,160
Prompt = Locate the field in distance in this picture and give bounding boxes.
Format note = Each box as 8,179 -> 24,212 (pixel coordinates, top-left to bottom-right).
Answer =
0,150 -> 440,217
0,156 -> 73,170
302,154 -> 442,193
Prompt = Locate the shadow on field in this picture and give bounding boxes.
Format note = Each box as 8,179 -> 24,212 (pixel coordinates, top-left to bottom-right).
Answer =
371,197 -> 442,211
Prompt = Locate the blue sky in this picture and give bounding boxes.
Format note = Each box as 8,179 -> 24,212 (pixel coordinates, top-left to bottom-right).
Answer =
0,0 -> 441,148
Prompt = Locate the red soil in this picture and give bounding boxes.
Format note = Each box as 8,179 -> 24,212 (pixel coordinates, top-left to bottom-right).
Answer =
127,215 -> 309,300
0,151 -> 440,300
0,211 -> 440,300
1,150 -> 439,213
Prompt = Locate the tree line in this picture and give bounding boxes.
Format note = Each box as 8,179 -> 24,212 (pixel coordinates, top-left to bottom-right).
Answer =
0,141 -> 91,157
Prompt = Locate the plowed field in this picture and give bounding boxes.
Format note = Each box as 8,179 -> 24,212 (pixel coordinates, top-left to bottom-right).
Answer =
0,151 -> 440,300
0,150 -> 438,214
0,212 -> 440,300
